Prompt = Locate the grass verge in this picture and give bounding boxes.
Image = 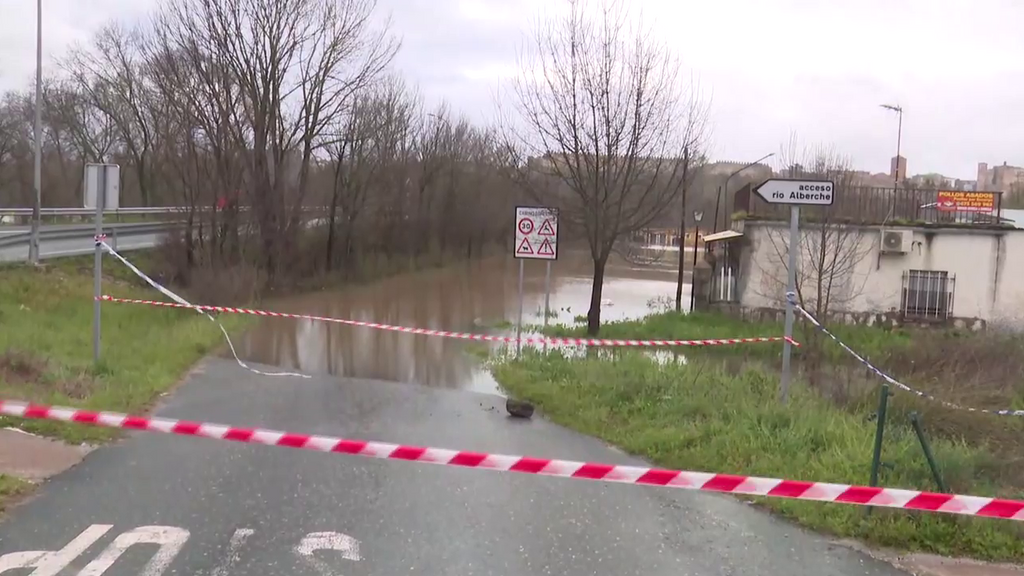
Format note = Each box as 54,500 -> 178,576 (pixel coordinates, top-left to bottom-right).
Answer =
542,310 -> 915,364
0,252 -> 252,444
0,475 -> 32,513
493,314 -> 1024,561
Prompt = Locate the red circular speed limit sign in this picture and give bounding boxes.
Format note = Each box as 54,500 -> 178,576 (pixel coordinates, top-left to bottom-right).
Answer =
518,218 -> 534,235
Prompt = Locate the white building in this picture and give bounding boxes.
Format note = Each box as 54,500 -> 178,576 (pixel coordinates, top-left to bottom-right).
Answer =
708,219 -> 1024,328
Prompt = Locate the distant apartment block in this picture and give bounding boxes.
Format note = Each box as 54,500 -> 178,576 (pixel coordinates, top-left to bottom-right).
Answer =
851,170 -> 896,188
977,162 -> 1024,194
891,155 -> 907,180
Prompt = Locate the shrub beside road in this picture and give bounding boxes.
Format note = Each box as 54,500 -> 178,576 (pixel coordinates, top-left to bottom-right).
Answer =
493,312 -> 1024,561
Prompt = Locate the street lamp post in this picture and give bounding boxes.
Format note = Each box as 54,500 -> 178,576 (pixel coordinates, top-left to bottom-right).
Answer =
29,0 -> 43,264
880,104 -> 903,188
689,210 -> 704,313
881,104 -> 903,219
713,152 -> 775,233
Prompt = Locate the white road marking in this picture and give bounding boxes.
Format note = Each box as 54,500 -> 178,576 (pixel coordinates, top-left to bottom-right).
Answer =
78,525 -> 189,576
208,528 -> 254,576
1,526 -> 362,575
294,532 -> 361,575
0,551 -> 47,572
0,524 -> 112,575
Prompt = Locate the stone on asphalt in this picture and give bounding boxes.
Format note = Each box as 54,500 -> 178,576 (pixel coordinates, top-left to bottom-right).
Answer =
506,398 -> 534,418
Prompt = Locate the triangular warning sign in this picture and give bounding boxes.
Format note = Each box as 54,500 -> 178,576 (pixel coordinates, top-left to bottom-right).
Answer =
517,237 -> 534,255
537,238 -> 555,256
537,219 -> 556,236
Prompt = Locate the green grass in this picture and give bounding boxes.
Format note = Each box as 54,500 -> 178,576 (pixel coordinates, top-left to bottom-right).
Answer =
544,310 -> 915,364
0,474 -> 32,512
492,348 -> 1024,562
0,253 -> 252,444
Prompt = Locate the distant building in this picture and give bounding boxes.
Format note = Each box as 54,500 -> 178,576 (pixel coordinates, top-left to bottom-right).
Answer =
909,173 -> 955,189
851,170 -> 896,188
977,162 -> 1024,193
891,155 -> 907,180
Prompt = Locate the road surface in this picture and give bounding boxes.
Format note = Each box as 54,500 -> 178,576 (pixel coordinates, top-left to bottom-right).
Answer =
0,359 -> 908,575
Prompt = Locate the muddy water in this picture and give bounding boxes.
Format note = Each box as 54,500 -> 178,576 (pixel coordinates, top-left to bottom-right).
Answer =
233,250 -> 686,394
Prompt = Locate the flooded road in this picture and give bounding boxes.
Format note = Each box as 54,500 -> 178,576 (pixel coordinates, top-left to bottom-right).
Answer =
234,250 -> 686,393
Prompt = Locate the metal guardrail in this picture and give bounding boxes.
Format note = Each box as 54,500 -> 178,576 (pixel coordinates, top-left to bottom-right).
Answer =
0,221 -> 185,250
0,206 -> 332,216
0,207 -> 188,216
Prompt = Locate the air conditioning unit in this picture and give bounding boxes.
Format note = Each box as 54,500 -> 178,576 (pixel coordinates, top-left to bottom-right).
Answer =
880,229 -> 912,254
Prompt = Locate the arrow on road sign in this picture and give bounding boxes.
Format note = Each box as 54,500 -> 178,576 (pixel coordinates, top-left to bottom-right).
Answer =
753,179 -> 835,206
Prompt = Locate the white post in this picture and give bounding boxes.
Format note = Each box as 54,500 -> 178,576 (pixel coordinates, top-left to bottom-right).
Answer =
516,259 -> 525,358
93,166 -> 106,364
780,205 -> 800,402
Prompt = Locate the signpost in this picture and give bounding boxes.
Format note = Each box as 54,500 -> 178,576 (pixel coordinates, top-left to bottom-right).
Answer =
752,178 -> 834,402
85,163 -> 120,363
514,206 -> 559,356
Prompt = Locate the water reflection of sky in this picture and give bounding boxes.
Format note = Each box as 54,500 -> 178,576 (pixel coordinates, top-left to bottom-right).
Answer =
233,252 -> 685,395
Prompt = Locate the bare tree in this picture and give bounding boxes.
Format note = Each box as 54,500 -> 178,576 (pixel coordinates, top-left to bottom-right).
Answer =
754,138 -> 874,322
65,25 -> 160,205
502,0 -> 707,335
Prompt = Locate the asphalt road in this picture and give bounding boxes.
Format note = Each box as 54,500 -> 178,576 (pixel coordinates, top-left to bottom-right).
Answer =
0,359 -> 908,576
0,231 -> 163,263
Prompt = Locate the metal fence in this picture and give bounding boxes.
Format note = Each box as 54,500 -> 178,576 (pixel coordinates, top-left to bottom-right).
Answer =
709,265 -> 739,303
743,186 -> 1005,226
900,270 -> 956,320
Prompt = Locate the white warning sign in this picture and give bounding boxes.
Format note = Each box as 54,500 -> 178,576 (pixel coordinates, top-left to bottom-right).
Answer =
514,206 -> 558,261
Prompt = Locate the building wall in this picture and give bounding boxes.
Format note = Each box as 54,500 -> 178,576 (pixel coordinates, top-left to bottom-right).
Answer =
735,220 -> 1024,325
977,162 -> 1024,194
890,155 -> 907,179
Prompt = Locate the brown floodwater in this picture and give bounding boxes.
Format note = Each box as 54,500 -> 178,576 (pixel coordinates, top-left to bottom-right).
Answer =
232,250 -> 686,394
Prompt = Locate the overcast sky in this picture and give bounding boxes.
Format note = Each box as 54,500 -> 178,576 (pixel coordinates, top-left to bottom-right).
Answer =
2,0 -> 1023,179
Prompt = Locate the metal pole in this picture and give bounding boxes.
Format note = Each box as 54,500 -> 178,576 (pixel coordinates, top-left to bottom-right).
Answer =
869,384 -> 890,488
910,412 -> 948,493
543,260 -> 551,354
689,224 -> 699,313
29,0 -> 43,264
779,205 -> 800,402
516,259 -> 524,358
866,383 -> 891,517
93,166 -> 106,364
894,110 -> 902,188
712,186 -> 722,234
543,261 -> 551,326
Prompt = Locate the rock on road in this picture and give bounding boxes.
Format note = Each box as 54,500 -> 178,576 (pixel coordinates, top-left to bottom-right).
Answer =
0,359 -> 909,575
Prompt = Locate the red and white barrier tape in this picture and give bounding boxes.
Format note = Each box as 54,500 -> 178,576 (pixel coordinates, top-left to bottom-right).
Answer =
0,399 -> 1020,520
99,296 -> 799,348
97,242 -> 309,379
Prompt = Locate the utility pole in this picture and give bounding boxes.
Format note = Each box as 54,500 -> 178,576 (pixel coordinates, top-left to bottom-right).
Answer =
29,0 -> 43,263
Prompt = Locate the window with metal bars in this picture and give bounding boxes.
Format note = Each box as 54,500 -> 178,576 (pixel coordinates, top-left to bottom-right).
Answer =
901,270 -> 955,319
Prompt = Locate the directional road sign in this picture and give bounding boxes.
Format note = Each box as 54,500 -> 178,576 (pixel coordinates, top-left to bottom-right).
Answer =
753,179 -> 835,206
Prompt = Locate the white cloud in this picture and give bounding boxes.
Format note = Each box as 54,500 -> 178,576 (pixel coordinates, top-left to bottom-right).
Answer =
2,0 -> 1022,179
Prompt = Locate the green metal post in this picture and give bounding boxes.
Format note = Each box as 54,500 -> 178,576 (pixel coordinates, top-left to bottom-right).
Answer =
867,384 -> 890,516
910,411 -> 948,493
869,384 -> 890,488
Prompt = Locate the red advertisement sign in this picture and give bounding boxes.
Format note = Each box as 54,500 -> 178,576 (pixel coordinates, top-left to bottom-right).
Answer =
936,191 -> 996,213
